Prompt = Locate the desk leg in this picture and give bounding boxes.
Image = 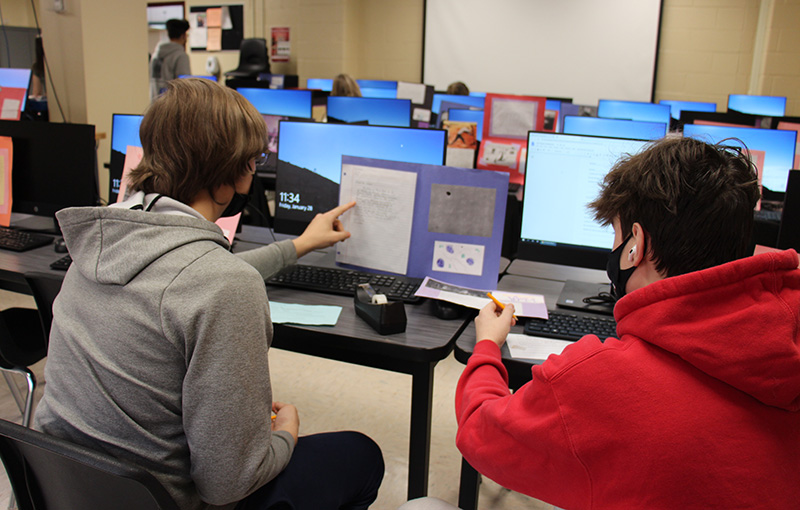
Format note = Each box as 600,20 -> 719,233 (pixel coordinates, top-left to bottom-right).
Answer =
407,361 -> 435,500
458,457 -> 480,510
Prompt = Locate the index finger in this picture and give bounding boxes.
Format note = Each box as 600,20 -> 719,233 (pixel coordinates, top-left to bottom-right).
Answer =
328,201 -> 356,217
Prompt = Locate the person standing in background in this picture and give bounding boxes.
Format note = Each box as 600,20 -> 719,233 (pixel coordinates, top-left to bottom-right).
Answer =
150,18 -> 191,101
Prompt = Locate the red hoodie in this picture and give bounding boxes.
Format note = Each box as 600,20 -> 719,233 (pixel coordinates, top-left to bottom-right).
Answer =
456,250 -> 800,509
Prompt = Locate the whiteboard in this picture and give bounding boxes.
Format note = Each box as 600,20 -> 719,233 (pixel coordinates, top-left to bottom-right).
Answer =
423,0 -> 662,105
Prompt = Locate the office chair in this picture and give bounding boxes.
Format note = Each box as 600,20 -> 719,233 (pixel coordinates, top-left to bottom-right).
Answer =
0,418 -> 180,510
224,38 -> 270,80
23,271 -> 64,341
0,301 -> 48,428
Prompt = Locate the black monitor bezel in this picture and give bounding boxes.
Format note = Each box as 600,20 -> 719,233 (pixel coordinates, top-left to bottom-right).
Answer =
1,119 -> 98,217
273,120 -> 447,235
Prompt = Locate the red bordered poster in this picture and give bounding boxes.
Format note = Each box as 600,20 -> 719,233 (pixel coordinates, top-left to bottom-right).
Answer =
477,93 -> 546,185
271,27 -> 290,62
0,87 -> 27,121
0,136 -> 12,226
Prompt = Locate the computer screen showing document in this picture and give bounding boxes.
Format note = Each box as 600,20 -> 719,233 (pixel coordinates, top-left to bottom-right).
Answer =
519,132 -> 649,269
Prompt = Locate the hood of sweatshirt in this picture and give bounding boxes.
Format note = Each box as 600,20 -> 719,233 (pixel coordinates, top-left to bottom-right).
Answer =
56,192 -> 227,286
614,249 -> 800,411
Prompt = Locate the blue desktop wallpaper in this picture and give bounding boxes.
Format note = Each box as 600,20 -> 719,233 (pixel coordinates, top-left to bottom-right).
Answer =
306,78 -> 333,91
728,95 -> 786,117
563,116 -> 667,140
597,100 -> 672,125
660,99 -> 716,120
237,88 -> 312,118
683,123 -> 797,192
277,122 -> 445,184
431,94 -> 485,115
326,97 -> 411,127
111,114 -> 144,153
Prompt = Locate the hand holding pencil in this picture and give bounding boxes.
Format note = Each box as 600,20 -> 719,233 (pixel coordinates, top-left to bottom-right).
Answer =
475,296 -> 517,349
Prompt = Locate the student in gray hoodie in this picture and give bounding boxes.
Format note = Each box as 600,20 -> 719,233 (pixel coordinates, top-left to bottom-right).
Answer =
150,18 -> 192,101
34,78 -> 384,510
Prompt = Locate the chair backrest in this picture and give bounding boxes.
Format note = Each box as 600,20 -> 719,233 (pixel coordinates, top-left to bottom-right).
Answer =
0,419 -> 179,510
237,38 -> 269,72
23,271 -> 64,343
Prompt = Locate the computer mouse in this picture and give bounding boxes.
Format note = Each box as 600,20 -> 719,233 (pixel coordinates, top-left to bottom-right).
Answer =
54,237 -> 68,253
432,300 -> 466,321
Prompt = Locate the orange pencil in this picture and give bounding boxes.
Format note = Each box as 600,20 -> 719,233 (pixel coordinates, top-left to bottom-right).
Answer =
486,292 -> 518,321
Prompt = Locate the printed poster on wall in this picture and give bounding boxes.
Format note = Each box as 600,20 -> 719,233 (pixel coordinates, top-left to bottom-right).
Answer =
271,27 -> 290,62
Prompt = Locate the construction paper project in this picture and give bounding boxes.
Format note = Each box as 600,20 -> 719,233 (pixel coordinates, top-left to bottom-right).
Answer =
0,87 -> 26,120
338,156 -> 508,289
269,301 -> 342,326
117,145 -> 143,203
0,137 -> 12,226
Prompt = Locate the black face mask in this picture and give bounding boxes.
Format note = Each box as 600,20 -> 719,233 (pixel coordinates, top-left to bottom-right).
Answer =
220,192 -> 249,218
606,233 -> 636,300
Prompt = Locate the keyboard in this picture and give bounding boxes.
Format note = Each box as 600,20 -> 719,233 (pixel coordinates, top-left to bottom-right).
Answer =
0,227 -> 52,252
50,254 -> 72,271
754,209 -> 782,222
267,264 -> 423,303
524,310 -> 617,342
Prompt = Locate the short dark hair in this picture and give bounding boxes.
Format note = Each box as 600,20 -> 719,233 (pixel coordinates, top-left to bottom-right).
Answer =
166,18 -> 190,40
446,81 -> 470,95
588,136 -> 760,277
128,78 -> 266,205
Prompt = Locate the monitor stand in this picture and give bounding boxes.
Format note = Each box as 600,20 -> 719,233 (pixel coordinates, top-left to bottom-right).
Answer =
556,279 -> 614,316
13,215 -> 61,235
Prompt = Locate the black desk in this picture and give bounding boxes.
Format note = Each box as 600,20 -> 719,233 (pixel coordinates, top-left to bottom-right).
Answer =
0,224 -> 469,501
453,266 -> 599,510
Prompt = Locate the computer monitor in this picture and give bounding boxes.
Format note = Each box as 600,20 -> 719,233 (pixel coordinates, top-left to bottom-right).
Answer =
563,116 -> 668,140
108,114 -> 144,203
682,123 -> 797,193
659,99 -> 716,121
728,94 -> 787,117
178,75 -> 218,81
356,79 -> 398,99
597,100 -> 671,125
0,68 -> 32,112
306,78 -> 333,91
431,94 -> 485,115
447,108 -> 484,142
237,88 -> 313,119
0,120 -> 97,226
678,110 -> 761,129
274,121 -> 446,234
326,97 -> 412,127
518,132 -> 650,270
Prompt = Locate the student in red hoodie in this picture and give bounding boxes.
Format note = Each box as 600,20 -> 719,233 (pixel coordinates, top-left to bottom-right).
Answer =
456,136 -> 800,509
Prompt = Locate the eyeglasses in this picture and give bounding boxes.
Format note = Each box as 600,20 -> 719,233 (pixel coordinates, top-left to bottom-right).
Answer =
247,152 -> 269,175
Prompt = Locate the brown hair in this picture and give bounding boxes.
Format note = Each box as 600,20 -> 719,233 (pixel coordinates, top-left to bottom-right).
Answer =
446,81 -> 470,95
588,136 -> 760,277
128,78 -> 266,205
331,74 -> 361,97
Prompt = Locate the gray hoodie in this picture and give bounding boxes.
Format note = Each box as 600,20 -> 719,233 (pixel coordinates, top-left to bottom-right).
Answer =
150,41 -> 191,101
34,192 -> 297,510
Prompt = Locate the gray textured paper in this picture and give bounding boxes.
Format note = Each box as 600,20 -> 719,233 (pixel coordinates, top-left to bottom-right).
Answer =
428,183 -> 495,237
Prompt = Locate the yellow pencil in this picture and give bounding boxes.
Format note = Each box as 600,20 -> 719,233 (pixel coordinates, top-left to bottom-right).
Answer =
486,292 -> 518,321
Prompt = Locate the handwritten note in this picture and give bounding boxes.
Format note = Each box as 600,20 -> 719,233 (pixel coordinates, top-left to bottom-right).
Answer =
338,163 -> 417,274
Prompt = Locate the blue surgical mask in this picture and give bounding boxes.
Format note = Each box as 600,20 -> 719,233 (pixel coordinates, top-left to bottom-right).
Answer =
606,233 -> 635,300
